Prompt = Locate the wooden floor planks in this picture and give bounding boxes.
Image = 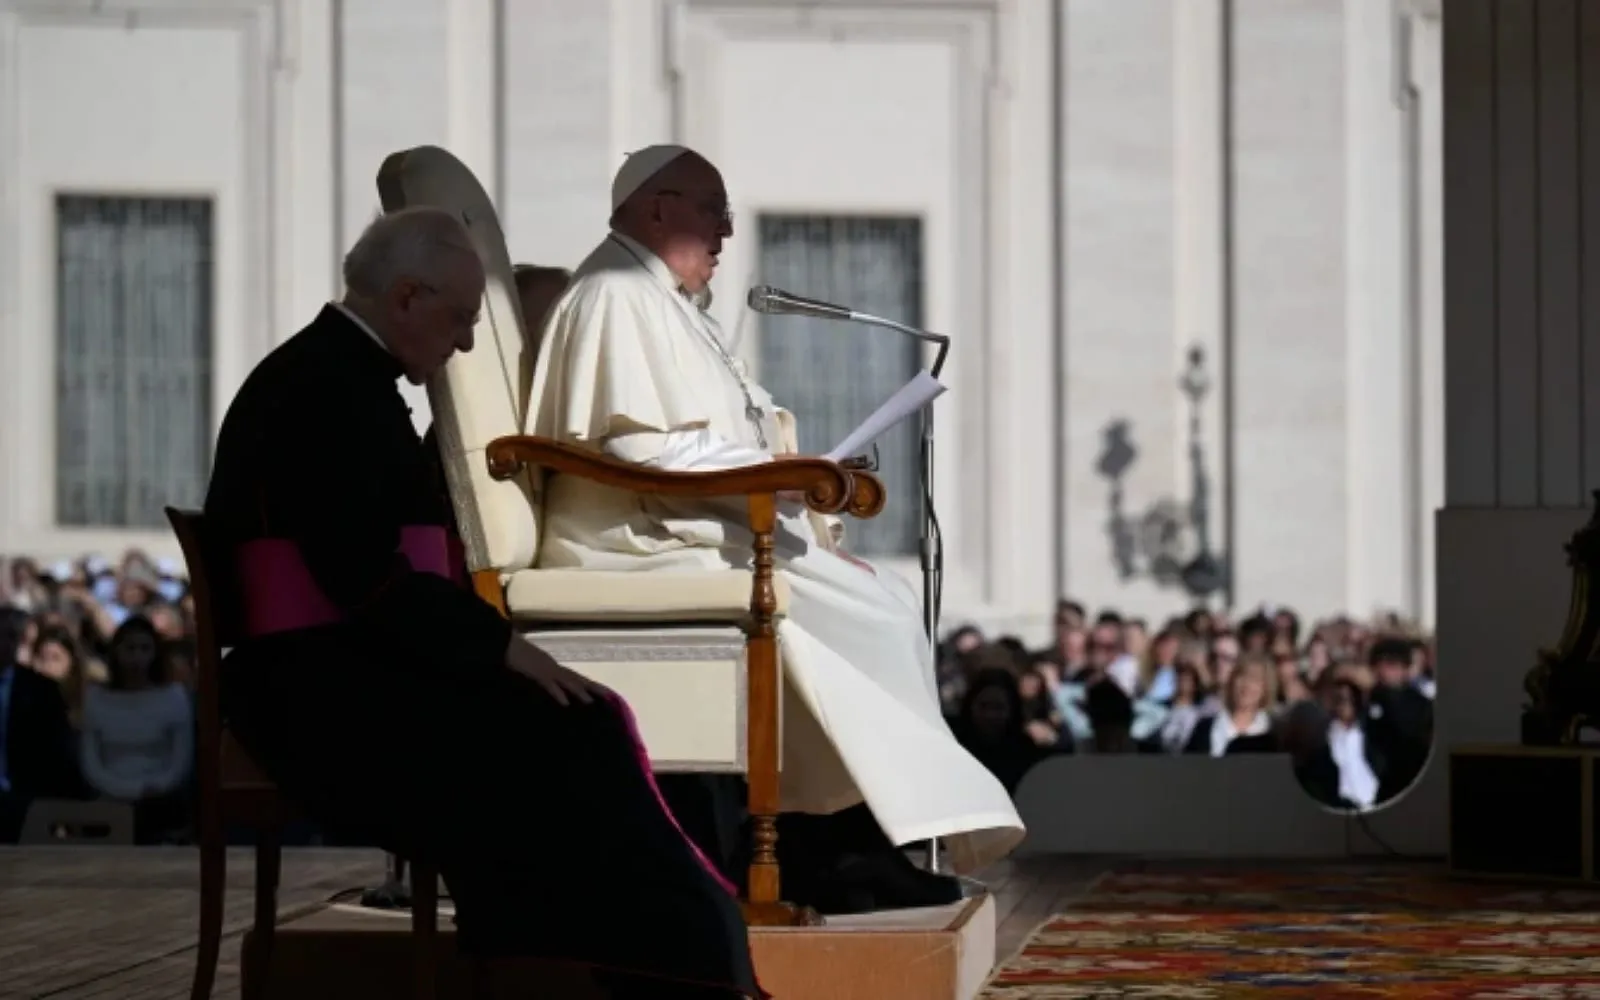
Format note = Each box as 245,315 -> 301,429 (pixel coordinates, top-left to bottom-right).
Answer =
0,846 -> 1103,999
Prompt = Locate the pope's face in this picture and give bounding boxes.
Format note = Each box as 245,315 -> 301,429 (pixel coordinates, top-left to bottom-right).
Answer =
652,162 -> 733,294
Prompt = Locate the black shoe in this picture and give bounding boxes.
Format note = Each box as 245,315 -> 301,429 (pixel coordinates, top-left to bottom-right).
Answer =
783,860 -> 880,916
784,848 -> 963,915
887,847 -> 966,901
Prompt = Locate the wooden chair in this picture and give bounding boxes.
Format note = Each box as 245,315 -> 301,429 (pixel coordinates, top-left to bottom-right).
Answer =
377,145 -> 887,926
166,507 -> 440,1000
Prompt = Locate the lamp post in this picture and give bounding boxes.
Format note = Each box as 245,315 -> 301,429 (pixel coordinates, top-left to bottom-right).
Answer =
1179,346 -> 1228,602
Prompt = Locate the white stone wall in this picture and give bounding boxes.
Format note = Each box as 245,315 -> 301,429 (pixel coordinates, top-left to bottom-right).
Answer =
1059,0 -> 1181,627
0,0 -> 1442,642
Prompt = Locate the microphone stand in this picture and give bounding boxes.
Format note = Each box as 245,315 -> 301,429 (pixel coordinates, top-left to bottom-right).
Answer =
830,309 -> 951,874
360,852 -> 412,911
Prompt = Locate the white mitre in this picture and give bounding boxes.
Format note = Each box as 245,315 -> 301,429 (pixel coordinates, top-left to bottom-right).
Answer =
611,144 -> 694,210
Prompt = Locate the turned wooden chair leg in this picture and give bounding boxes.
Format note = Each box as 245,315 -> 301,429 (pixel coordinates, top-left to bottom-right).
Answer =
190,823 -> 226,1000
243,830 -> 281,1000
738,497 -> 823,928
412,861 -> 439,1000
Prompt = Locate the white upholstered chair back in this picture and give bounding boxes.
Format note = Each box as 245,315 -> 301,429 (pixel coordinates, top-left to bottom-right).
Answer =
376,146 -> 541,574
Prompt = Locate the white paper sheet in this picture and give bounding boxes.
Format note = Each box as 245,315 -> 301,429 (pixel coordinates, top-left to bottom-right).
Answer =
824,370 -> 947,462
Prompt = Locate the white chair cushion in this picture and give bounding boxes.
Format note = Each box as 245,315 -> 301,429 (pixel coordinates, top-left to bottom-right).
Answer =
504,569 -> 789,623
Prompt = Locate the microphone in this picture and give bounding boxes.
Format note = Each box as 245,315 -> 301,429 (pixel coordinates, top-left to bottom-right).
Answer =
746,284 -> 950,368
747,285 -> 853,322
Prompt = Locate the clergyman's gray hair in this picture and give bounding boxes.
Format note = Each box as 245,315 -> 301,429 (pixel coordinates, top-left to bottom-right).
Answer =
342,206 -> 477,297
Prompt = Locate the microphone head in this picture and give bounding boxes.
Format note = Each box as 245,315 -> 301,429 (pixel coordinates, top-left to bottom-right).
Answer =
746,284 -> 856,322
747,285 -> 780,312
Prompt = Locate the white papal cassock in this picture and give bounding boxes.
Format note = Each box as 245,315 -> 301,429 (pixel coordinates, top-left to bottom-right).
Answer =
525,231 -> 1024,874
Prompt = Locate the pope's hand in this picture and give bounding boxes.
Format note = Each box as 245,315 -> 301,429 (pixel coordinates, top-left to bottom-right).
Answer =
506,639 -> 609,707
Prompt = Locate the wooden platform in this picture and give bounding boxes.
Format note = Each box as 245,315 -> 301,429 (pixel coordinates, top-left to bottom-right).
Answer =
0,846 -> 1097,999
243,893 -> 995,999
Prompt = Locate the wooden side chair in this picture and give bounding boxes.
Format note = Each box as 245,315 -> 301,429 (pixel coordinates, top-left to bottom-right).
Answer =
166,507 -> 440,1000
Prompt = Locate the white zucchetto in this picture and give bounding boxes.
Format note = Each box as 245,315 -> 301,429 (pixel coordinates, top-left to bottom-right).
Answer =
610,144 -> 694,211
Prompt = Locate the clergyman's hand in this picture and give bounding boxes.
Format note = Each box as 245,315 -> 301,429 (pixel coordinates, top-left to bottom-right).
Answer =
505,639 -> 609,707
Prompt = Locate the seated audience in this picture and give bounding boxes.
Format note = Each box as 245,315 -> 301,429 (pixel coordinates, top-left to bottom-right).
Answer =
1319,673 -> 1385,810
1185,653 -> 1274,756
1081,679 -> 1162,754
948,667 -> 1054,795
1365,637 -> 1433,802
79,615 -> 194,844
0,607 -> 85,842
1156,656 -> 1214,753
1139,627 -> 1183,704
1279,700 -> 1345,808
29,623 -> 101,730
1,540 -> 1446,850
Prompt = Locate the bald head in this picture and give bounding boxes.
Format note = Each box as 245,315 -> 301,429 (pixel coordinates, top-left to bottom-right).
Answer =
341,207 -> 486,385
610,148 -> 731,294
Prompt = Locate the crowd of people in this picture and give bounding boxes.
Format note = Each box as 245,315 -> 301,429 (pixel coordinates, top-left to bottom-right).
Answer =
0,543 -> 1439,845
0,552 -> 197,843
940,600 -> 1437,812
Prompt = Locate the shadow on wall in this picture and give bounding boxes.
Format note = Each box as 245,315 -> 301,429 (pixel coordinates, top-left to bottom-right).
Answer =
1095,347 -> 1229,602
1096,417 -> 1227,602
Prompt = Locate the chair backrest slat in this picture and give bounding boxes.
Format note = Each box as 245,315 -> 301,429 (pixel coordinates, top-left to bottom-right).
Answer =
377,145 -> 541,576
164,506 -> 225,798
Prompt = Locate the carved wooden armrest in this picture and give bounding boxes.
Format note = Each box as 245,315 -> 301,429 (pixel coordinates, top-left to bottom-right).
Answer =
484,435 -> 886,519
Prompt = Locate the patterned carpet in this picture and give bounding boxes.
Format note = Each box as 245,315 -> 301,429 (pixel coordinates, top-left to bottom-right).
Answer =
982,867 -> 1600,998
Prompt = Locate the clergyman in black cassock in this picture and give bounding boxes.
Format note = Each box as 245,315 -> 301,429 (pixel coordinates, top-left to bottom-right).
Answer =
203,207 -> 762,999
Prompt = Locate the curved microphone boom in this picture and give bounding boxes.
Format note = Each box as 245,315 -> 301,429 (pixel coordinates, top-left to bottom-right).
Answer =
746,285 -> 950,375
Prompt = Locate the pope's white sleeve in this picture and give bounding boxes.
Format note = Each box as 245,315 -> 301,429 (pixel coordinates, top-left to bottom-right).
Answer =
605,428 -> 770,471
605,429 -> 815,522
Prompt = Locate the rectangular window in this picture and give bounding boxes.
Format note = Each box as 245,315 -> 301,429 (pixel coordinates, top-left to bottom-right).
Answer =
756,215 -> 924,557
55,195 -> 214,528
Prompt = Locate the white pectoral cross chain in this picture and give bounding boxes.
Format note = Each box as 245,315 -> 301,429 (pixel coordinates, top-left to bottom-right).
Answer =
745,396 -> 768,451
698,313 -> 768,451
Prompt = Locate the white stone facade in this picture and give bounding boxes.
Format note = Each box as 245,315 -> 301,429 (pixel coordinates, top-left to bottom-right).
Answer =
0,0 -> 1444,644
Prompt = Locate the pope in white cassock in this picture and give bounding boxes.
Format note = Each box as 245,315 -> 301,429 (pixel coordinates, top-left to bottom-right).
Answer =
526,144 -> 1024,909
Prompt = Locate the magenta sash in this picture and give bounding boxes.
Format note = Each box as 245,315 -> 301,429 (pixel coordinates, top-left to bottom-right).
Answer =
235,524 -> 741,901
236,525 -> 461,637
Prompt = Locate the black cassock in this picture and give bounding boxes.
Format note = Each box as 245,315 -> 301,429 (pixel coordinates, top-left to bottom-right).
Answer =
205,306 -> 762,998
